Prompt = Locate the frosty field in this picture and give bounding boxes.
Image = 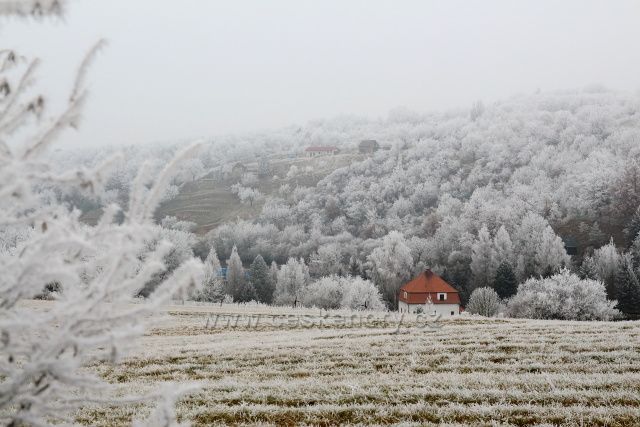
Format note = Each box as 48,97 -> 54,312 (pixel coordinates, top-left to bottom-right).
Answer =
62,302 -> 640,426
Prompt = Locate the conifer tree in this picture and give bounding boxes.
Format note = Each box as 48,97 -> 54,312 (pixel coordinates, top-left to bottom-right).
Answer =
625,206 -> 640,247
493,262 -> 518,299
198,247 -> 225,303
226,245 -> 255,302
615,255 -> 640,318
250,254 -> 274,303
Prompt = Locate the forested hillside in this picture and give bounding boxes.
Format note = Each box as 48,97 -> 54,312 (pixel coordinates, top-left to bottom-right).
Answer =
34,88 -> 640,308
207,88 -> 640,303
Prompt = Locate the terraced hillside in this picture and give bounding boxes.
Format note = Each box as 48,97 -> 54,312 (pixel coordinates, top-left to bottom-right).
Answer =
73,303 -> 640,426
156,152 -> 365,235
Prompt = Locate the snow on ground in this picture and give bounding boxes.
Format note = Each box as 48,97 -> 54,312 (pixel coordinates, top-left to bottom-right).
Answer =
31,300 -> 637,426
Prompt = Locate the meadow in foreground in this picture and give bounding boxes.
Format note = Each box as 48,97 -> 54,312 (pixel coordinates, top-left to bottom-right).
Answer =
62,302 -> 640,426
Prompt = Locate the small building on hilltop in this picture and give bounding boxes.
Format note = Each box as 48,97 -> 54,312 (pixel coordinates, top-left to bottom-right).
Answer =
305,146 -> 339,157
358,139 -> 379,154
230,162 -> 247,179
398,270 -> 461,317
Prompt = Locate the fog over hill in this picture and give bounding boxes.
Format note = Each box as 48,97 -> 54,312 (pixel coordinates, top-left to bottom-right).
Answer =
6,2 -> 640,425
39,87 -> 640,305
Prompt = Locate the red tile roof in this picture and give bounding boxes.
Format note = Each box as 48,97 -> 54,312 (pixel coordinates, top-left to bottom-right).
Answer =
399,270 -> 461,305
305,146 -> 339,152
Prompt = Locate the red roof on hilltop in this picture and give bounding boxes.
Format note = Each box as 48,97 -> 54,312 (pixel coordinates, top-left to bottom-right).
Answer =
305,146 -> 339,152
399,270 -> 461,305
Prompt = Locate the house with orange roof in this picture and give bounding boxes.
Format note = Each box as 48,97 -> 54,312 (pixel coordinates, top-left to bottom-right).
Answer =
398,270 -> 462,317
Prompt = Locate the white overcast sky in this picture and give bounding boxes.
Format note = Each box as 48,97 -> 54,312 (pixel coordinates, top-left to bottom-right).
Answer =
1,0 -> 640,147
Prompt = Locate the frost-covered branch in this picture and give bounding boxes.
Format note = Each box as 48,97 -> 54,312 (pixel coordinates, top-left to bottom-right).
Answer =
0,0 -> 65,17
0,5 -> 204,426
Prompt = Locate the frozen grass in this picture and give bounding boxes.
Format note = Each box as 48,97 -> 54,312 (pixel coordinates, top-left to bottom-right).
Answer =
62,302 -> 640,426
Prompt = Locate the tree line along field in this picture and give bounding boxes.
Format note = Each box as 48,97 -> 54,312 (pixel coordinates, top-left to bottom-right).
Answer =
68,302 -> 640,426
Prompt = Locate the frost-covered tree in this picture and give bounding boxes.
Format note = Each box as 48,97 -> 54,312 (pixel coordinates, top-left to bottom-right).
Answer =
492,225 -> 514,267
624,205 -> 640,246
587,239 -> 621,299
161,215 -> 197,233
231,184 -> 262,207
0,0 -> 63,15
631,234 -> 640,265
301,275 -> 385,311
507,270 -> 619,321
534,226 -> 571,277
513,213 -> 549,280
615,254 -> 640,318
340,276 -> 386,311
249,254 -> 274,304
226,245 -> 254,302
138,226 -> 196,297
470,225 -> 496,289
198,247 -> 225,303
588,222 -> 607,246
611,161 -> 640,222
309,243 -> 342,277
470,100 -> 485,121
367,231 -> 413,308
173,157 -> 205,183
493,262 -> 518,299
466,287 -> 501,317
274,257 -> 309,307
302,276 -> 343,310
269,260 -> 279,288
286,165 -> 299,180
0,5 -> 203,424
202,247 -> 221,285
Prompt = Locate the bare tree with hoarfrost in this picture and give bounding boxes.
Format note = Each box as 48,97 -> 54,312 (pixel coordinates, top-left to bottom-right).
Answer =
466,287 -> 501,317
582,238 -> 621,299
0,4 -> 203,425
492,225 -> 514,267
507,270 -> 619,321
302,275 -> 385,311
231,183 -> 262,207
274,257 -> 309,307
534,226 -> 571,277
340,276 -> 385,311
470,225 -> 496,290
367,231 -> 413,309
309,243 -> 343,277
302,276 -> 343,310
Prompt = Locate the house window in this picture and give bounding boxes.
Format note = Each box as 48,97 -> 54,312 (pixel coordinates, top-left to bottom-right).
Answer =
437,293 -> 446,301
450,311 -> 455,316
403,291 -> 408,299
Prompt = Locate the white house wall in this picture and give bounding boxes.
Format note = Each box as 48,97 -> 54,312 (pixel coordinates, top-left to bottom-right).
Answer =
398,301 -> 459,317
